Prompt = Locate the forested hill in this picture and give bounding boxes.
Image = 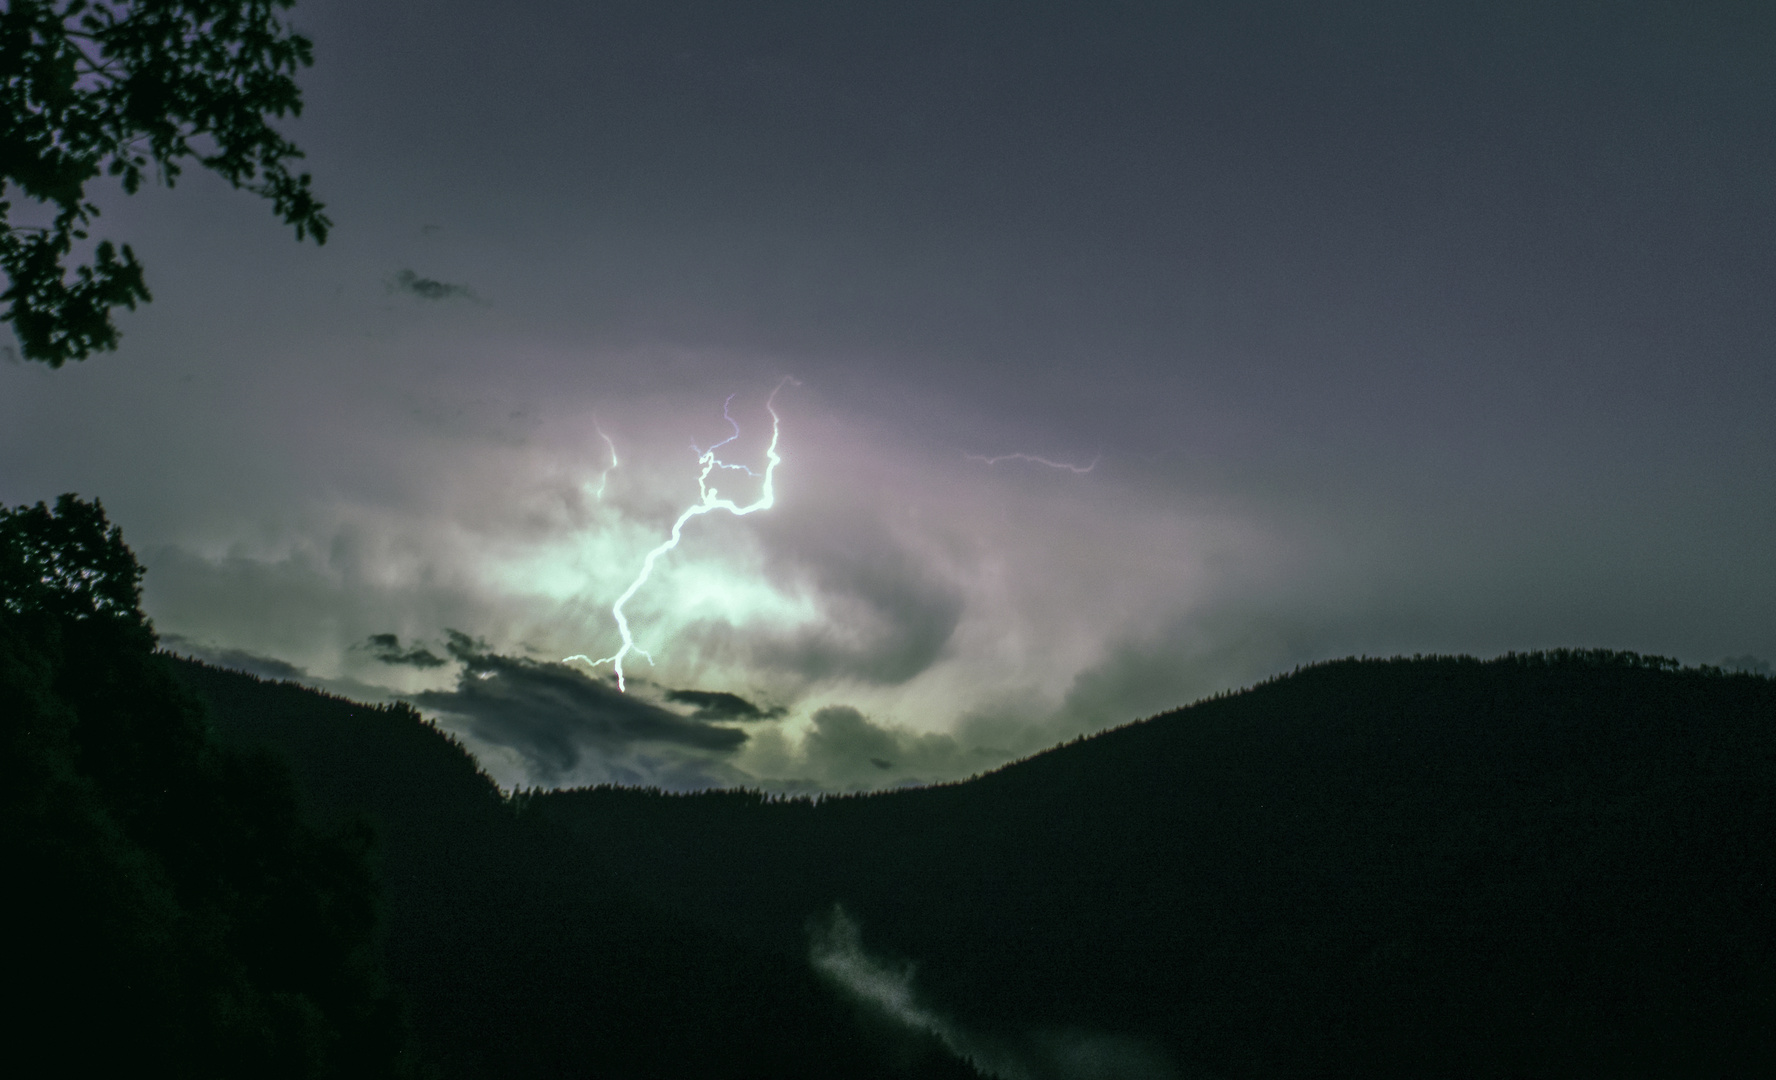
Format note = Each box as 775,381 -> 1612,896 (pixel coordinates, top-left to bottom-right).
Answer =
530,652 -> 1776,1078
177,650 -> 1776,1079
170,658 -> 977,1080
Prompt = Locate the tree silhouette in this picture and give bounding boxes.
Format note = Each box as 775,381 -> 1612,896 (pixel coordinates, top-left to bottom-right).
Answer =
0,0 -> 328,366
2,495 -> 411,1077
0,492 -> 148,628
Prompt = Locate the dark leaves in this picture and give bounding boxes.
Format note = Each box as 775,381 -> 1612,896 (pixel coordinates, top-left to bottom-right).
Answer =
0,0 -> 330,366
0,492 -> 150,634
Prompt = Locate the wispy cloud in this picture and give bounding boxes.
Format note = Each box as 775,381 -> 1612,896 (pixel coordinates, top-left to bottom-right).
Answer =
966,452 -> 1100,474
664,687 -> 786,721
158,633 -> 406,705
161,632 -> 311,682
390,268 -> 477,301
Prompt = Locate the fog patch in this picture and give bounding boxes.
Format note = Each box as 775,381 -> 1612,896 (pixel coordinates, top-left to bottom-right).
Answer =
810,905 -> 1182,1080
1720,653 -> 1771,677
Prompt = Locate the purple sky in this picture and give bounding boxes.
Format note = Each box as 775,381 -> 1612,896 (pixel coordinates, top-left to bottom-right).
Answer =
4,0 -> 1772,790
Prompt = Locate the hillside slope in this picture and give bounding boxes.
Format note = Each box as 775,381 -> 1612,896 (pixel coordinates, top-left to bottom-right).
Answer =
177,650 -> 1776,1078
535,652 -> 1776,1078
172,658 -> 976,1080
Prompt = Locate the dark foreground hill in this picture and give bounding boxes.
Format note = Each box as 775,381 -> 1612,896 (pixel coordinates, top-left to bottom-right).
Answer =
171,658 -> 976,1080
178,649 -> 1776,1079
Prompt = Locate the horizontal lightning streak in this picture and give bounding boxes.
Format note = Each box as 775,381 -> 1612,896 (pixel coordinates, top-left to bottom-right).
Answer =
965,451 -> 1100,474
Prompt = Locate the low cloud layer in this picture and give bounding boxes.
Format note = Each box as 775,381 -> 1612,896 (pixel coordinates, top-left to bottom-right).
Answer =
360,632 -> 449,668
415,654 -> 1010,793
161,632 -> 310,682
413,641 -> 748,787
159,633 -> 408,706
722,703 -> 1009,794
664,687 -> 786,721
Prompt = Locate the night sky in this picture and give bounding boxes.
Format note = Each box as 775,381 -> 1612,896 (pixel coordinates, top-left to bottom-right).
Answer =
4,0 -> 1771,791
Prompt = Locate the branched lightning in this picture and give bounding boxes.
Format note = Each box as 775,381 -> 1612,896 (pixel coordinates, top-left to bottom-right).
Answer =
965,451 -> 1100,474
565,380 -> 790,692
696,395 -> 762,478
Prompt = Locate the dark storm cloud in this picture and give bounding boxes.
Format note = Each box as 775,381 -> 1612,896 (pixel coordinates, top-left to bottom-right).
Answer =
359,632 -> 449,668
664,687 -> 786,721
775,705 -> 1001,791
803,706 -> 899,768
744,522 -> 964,685
766,576 -> 961,685
390,268 -> 476,302
412,646 -> 746,780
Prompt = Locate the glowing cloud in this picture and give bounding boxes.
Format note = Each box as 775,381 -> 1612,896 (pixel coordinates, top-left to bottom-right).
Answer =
965,451 -> 1100,474
565,380 -> 791,692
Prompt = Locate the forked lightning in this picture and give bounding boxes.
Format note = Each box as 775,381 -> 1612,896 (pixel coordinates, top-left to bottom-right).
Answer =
566,381 -> 789,691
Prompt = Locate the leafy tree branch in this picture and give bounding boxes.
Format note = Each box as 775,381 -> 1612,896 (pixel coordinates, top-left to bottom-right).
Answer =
0,0 -> 329,366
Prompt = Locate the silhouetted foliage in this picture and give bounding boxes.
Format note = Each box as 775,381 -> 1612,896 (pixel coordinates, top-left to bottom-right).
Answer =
1,495 -> 408,1077
0,0 -> 328,365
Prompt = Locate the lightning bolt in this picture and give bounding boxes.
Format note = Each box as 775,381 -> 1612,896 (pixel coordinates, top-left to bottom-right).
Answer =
965,451 -> 1100,474
587,423 -> 619,499
695,394 -> 762,478
565,380 -> 790,692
